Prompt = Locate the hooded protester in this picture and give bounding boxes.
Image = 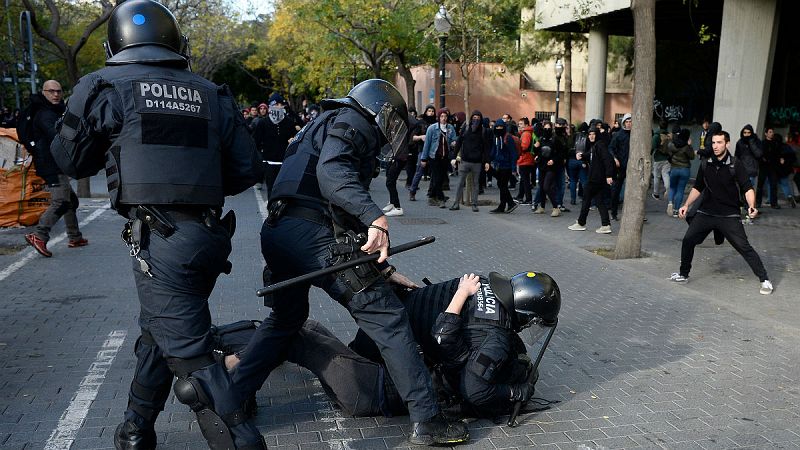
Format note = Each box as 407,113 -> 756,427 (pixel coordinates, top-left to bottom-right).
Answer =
532,121 -> 567,217
253,93 -> 299,196
735,124 -> 763,188
408,105 -> 439,201
567,122 -> 590,206
450,110 -> 491,211
489,119 -> 518,213
608,113 -> 632,220
568,127 -> 615,234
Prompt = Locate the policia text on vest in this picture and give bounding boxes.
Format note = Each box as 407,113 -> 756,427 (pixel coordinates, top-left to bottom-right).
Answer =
134,81 -> 208,117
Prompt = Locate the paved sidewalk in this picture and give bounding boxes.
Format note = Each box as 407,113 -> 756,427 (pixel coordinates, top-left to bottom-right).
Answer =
0,174 -> 798,449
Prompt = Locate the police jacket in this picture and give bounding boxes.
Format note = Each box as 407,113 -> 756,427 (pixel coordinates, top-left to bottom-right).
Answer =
402,278 -> 530,417
29,94 -> 65,184
270,106 -> 384,228
50,62 -> 261,216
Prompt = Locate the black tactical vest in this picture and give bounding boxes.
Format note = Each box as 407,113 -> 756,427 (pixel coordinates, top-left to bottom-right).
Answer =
93,64 -> 226,208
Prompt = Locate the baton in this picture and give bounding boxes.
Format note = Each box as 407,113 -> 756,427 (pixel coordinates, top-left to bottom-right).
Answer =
508,318 -> 558,427
256,236 -> 435,297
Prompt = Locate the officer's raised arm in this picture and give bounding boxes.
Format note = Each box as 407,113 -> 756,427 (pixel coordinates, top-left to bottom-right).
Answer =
51,76 -> 122,179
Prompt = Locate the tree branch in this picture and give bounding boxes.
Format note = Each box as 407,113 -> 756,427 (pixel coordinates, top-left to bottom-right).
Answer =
72,0 -> 114,55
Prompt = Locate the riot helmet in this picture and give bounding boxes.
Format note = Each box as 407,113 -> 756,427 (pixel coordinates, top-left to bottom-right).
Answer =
489,271 -> 561,330
321,79 -> 409,161
104,0 -> 189,67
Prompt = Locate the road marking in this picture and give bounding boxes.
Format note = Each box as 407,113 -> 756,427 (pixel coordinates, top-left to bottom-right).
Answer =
44,329 -> 128,450
254,186 -> 268,219
0,205 -> 109,282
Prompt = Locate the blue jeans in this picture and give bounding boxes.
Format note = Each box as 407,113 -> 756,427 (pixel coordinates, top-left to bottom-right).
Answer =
567,159 -> 588,204
669,167 -> 691,208
556,167 -> 566,205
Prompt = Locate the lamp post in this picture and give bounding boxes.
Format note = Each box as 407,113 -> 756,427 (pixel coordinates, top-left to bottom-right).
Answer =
434,4 -> 451,109
554,59 -> 564,121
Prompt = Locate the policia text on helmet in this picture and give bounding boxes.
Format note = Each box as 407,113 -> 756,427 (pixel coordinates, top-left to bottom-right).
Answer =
103,0 -> 190,68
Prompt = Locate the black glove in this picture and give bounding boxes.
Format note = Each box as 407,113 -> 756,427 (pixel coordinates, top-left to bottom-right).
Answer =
509,380 -> 535,403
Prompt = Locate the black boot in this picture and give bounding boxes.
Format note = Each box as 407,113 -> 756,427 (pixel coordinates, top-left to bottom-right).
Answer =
114,421 -> 156,450
409,413 -> 469,446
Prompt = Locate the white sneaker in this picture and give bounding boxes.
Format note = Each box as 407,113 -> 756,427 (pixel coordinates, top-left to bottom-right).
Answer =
382,203 -> 395,212
550,208 -> 561,217
760,280 -> 773,295
669,273 -> 688,283
385,207 -> 404,217
595,225 -> 612,234
568,222 -> 586,231
666,203 -> 673,216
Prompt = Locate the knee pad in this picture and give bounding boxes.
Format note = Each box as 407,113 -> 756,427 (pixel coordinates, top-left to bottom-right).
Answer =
173,377 -> 239,449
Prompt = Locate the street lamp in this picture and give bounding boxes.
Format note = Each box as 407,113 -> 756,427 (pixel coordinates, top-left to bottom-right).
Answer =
434,4 -> 451,109
554,59 -> 564,121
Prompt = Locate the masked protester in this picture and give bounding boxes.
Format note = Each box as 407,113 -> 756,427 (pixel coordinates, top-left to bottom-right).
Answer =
489,119 -> 519,213
451,110 -> 491,212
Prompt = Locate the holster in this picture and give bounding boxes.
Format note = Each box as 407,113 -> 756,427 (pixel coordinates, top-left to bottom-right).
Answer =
329,231 -> 381,295
266,200 -> 286,227
133,205 -> 176,238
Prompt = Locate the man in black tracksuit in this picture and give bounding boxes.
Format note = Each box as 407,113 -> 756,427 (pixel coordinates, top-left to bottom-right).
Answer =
569,128 -> 614,233
674,131 -> 773,295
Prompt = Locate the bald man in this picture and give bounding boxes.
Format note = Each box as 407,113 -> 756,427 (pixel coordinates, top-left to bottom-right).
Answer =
25,80 -> 88,257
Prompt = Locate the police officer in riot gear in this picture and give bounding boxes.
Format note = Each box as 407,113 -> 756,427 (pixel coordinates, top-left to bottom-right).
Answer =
49,1 -> 266,449
220,271 -> 561,420
230,79 -> 469,446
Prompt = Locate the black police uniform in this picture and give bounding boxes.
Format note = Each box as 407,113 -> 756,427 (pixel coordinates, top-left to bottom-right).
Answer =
218,277 -> 534,419
230,105 -> 441,423
50,58 -> 265,449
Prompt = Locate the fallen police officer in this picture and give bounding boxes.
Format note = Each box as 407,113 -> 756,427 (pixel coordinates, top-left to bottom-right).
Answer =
216,271 -> 560,423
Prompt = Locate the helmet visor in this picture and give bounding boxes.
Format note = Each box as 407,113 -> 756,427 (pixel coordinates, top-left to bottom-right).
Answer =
375,102 -> 408,161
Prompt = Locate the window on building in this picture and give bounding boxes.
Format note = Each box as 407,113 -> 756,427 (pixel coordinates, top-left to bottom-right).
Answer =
535,111 -> 555,122
614,113 -> 626,123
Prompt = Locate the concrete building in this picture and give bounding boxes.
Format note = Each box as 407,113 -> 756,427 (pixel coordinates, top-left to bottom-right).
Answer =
535,0 -> 798,134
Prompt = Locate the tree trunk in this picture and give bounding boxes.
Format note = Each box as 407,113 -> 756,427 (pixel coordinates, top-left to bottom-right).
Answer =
563,34 -> 573,124
614,0 -> 656,260
394,53 -> 416,111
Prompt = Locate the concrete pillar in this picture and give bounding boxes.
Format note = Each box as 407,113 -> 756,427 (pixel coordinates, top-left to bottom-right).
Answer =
585,25 -> 608,123
713,0 -> 779,136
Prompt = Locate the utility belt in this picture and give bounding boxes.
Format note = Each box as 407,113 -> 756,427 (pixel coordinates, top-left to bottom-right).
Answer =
122,205 -> 235,277
328,230 -> 383,299
266,199 -> 331,228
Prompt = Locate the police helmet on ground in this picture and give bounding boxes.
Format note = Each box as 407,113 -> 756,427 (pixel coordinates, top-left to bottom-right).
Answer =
489,271 -> 561,330
321,79 -> 409,161
104,0 -> 189,67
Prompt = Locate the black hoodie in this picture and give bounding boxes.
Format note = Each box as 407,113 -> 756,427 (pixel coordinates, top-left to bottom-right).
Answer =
454,110 -> 490,163
734,124 -> 762,177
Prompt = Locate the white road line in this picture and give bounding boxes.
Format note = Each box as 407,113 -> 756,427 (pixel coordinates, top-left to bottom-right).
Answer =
0,205 -> 109,282
253,186 -> 268,219
44,329 -> 128,450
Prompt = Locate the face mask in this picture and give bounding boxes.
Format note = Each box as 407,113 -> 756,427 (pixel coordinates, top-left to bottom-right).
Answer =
555,127 -> 566,136
541,128 -> 553,139
470,119 -> 480,132
268,105 -> 286,124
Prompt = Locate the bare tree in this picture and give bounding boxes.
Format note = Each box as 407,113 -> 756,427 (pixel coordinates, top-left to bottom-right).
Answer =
614,0 -> 656,259
21,0 -> 115,87
22,0 -> 115,197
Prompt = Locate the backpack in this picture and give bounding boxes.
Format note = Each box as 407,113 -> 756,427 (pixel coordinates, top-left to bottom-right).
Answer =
15,102 -> 41,153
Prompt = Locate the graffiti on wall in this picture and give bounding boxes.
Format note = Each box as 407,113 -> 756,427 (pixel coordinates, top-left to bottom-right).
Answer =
653,98 -> 684,122
767,106 -> 800,126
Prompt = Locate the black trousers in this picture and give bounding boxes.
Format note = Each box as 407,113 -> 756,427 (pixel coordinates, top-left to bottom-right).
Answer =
517,166 -> 534,203
541,169 -> 560,208
232,217 -> 439,422
405,152 -> 418,187
679,213 -> 768,281
577,182 -> 611,226
495,168 -> 513,210
264,163 -> 282,200
126,220 -> 262,447
386,158 -> 405,208
756,165 -> 778,206
429,159 -> 448,201
610,168 -> 627,217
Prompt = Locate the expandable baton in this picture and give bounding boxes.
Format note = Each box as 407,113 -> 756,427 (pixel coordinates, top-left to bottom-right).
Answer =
508,318 -> 558,427
256,236 -> 435,297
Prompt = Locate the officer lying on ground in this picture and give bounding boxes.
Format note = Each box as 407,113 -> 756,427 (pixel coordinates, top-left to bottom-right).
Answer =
218,271 -> 560,421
